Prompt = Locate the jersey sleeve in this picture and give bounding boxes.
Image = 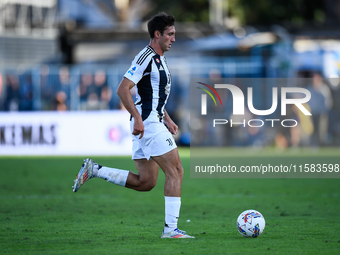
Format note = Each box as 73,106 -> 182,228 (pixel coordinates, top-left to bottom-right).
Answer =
124,54 -> 152,85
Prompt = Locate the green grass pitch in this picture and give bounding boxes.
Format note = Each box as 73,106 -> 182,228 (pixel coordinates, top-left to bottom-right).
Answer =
1,148 -> 340,254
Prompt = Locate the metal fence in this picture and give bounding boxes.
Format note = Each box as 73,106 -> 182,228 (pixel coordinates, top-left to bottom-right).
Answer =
4,56 -> 338,147
0,56 -> 264,112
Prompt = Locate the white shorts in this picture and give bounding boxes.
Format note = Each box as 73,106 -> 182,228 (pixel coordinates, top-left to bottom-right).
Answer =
130,119 -> 177,160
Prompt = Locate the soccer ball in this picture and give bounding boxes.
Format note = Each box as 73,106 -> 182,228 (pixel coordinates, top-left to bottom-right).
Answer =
236,209 -> 265,237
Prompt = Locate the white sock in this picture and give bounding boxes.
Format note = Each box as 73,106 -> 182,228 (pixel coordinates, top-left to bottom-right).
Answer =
164,196 -> 181,233
97,166 -> 129,187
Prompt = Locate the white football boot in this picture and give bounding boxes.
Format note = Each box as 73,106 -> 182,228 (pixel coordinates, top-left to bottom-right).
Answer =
161,228 -> 195,238
72,158 -> 97,192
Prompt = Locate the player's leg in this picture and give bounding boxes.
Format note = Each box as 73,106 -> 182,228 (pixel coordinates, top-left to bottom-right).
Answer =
152,148 -> 183,197
73,124 -> 159,192
72,158 -> 159,192
152,148 -> 194,238
124,158 -> 159,191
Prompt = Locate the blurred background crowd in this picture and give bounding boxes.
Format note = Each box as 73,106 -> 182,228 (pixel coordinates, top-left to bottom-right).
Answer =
0,0 -> 340,148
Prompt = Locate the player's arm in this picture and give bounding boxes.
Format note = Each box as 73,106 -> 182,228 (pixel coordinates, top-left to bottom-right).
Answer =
163,110 -> 178,135
116,77 -> 144,139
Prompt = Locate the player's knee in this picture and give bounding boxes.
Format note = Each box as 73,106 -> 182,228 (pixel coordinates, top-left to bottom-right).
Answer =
177,166 -> 184,179
178,166 -> 184,178
140,179 -> 156,191
166,165 -> 183,180
143,182 -> 156,191
175,161 -> 184,176
144,183 -> 156,191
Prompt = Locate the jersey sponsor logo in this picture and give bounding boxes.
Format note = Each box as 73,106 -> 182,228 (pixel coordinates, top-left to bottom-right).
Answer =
128,66 -> 136,76
159,65 -> 164,71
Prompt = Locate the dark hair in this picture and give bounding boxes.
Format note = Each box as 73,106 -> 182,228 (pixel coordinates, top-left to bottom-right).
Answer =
147,12 -> 175,39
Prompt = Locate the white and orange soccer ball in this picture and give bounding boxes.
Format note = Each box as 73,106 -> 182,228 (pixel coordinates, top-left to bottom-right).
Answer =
236,210 -> 265,237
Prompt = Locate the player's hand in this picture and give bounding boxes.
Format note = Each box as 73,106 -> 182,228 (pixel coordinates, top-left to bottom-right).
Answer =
132,117 -> 144,139
165,119 -> 178,135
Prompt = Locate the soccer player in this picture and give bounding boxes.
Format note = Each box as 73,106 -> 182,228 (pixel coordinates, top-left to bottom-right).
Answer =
72,12 -> 194,239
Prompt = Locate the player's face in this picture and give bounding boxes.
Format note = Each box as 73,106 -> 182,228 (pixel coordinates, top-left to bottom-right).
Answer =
159,25 -> 176,53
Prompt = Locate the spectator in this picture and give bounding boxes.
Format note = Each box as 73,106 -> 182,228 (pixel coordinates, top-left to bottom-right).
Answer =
77,72 -> 93,103
56,66 -> 71,109
307,73 -> 333,146
54,91 -> 68,111
94,69 -> 107,95
4,74 -> 20,111
100,85 -> 114,109
40,65 -> 54,110
0,74 -> 3,110
19,74 -> 33,111
329,78 -> 340,145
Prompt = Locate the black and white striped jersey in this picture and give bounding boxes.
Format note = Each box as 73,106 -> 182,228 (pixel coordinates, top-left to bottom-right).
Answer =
124,45 -> 172,122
